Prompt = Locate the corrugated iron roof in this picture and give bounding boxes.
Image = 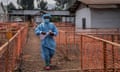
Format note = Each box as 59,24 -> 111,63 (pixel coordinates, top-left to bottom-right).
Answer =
10,10 -> 39,15
8,10 -> 70,16
79,0 -> 120,4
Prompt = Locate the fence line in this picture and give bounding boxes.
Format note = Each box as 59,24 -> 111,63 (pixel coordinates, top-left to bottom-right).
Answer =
55,30 -> 120,72
80,34 -> 120,72
0,23 -> 28,72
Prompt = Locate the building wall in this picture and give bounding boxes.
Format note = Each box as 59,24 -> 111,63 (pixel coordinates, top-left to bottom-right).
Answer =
34,16 -> 42,24
91,8 -> 120,28
76,8 -> 91,31
62,17 -> 75,24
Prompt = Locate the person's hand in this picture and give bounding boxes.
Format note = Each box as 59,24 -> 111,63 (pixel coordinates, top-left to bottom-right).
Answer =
49,32 -> 54,36
41,32 -> 46,35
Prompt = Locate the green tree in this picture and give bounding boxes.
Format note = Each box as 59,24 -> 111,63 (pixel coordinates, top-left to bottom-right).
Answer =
54,0 -> 68,9
17,0 -> 34,9
37,0 -> 48,10
7,2 -> 16,10
54,0 -> 68,8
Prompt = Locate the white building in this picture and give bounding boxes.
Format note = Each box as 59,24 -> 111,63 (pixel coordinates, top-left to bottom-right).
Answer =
64,0 -> 120,31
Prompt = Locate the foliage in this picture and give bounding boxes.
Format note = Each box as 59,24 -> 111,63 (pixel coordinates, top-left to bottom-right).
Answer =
37,0 -> 48,10
7,2 -> 16,10
54,0 -> 68,10
51,16 -> 61,22
17,0 -> 34,9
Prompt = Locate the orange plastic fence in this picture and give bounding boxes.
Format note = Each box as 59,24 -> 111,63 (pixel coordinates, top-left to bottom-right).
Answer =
0,22 -> 28,72
80,34 -> 120,72
76,28 -> 120,34
90,34 -> 120,44
55,22 -> 75,27
55,26 -> 120,71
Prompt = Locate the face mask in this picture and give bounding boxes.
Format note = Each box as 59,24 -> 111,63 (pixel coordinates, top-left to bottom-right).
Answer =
44,19 -> 50,23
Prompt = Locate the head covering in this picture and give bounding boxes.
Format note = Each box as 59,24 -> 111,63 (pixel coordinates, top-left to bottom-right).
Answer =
42,13 -> 51,24
42,13 -> 51,19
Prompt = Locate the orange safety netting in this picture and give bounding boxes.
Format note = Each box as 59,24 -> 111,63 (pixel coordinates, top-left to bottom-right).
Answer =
0,22 -> 28,72
55,22 -> 120,71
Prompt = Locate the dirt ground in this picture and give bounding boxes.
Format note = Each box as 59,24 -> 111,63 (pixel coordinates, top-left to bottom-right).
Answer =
21,28 -> 81,72
21,28 -> 43,72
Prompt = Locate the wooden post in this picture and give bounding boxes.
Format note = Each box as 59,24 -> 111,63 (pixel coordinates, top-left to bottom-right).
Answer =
111,35 -> 115,72
103,42 -> 107,72
80,35 -> 83,71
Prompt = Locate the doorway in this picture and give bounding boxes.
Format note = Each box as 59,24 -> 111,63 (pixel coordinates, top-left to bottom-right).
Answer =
82,18 -> 86,29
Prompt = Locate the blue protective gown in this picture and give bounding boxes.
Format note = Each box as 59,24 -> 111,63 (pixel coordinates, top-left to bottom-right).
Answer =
35,14 -> 58,66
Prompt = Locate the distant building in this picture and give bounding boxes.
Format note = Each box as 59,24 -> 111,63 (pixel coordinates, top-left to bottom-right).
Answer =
64,0 -> 120,31
9,10 -> 71,24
